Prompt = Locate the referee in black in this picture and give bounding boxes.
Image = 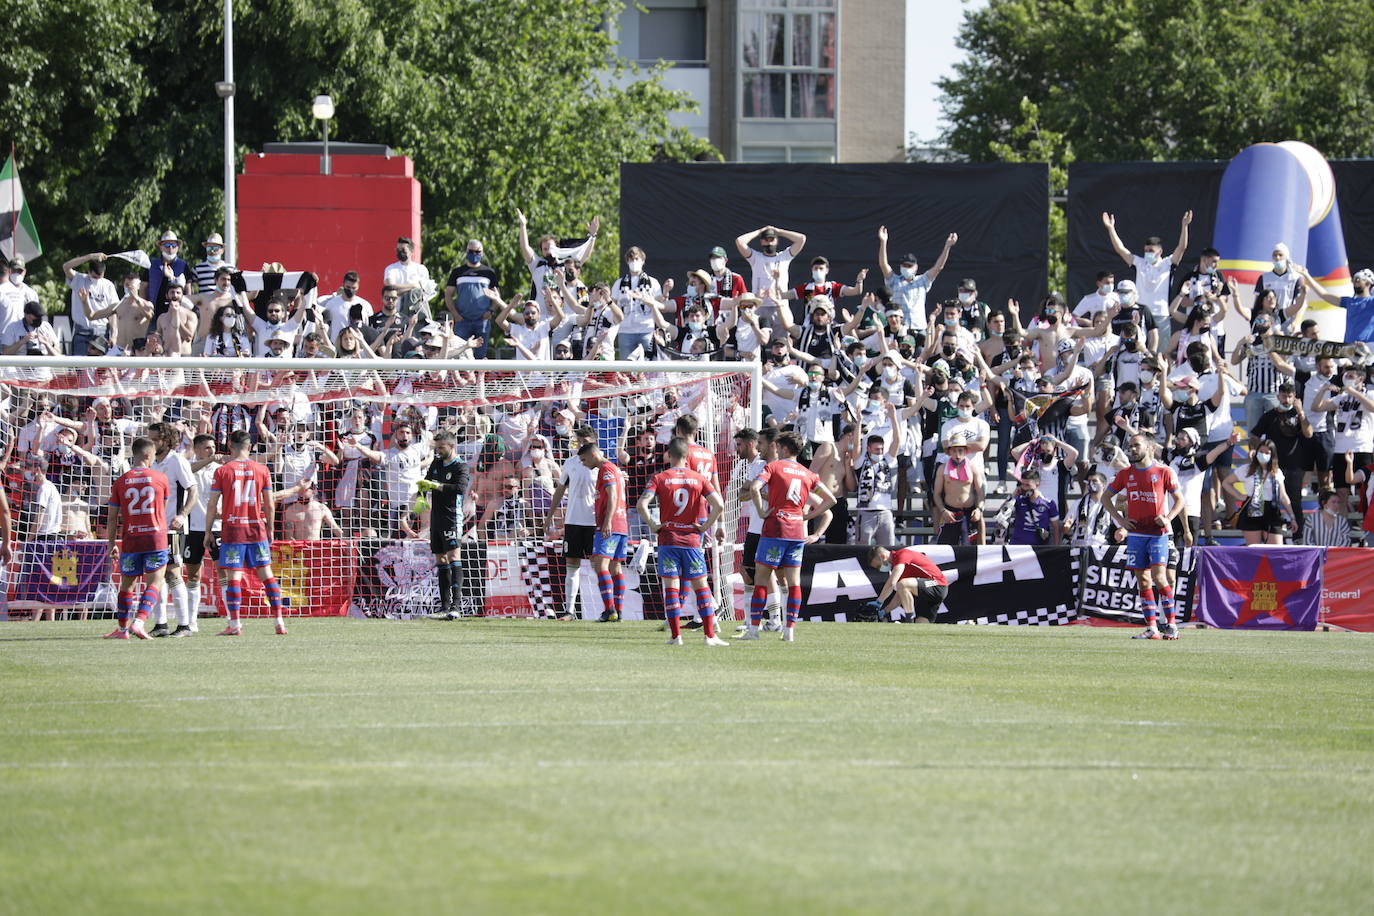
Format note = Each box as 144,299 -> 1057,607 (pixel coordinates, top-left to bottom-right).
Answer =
418,430 -> 471,620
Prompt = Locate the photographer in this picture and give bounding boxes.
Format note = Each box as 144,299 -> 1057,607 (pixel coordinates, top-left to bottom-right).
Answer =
2,301 -> 60,357
1006,469 -> 1060,545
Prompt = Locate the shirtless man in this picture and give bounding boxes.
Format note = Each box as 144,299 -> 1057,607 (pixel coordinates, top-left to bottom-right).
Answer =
278,483 -> 345,540
933,431 -> 986,545
155,281 -> 199,356
1021,295 -> 1117,373
808,424 -> 851,543
190,266 -> 238,342
89,274 -> 154,354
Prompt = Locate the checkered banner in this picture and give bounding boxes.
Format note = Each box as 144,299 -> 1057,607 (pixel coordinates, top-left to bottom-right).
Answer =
796,544 -> 1079,625
1076,545 -> 1197,624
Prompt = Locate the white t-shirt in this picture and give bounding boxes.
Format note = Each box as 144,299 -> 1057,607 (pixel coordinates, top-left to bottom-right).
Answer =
1,320 -> 58,353
559,455 -> 596,527
67,274 -> 118,334
1132,254 -> 1174,321
508,317 -> 552,360
610,274 -> 663,335
250,315 -> 302,357
31,480 -> 62,536
762,364 -> 806,420
1302,373 -> 1335,434
1073,290 -> 1118,321
747,249 -> 795,297
277,443 -> 320,491
189,460 -> 221,532
852,453 -> 899,511
0,281 -> 37,328
322,294 -> 373,342
1332,390 -> 1374,453
938,416 -> 991,471
1169,452 -> 1211,517
154,452 -> 196,522
383,260 -> 431,289
743,456 -> 768,534
1197,372 -> 1241,441
1256,268 -> 1302,313
384,442 -> 430,507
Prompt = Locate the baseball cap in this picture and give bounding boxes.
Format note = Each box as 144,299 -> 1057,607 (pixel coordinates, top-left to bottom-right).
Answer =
1116,279 -> 1136,293
899,253 -> 918,265
709,246 -> 727,259
8,256 -> 25,271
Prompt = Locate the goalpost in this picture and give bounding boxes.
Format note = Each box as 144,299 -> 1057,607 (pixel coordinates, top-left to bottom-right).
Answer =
0,355 -> 761,624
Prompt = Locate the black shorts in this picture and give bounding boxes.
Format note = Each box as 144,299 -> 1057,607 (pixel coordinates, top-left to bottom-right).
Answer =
183,530 -> 207,565
743,531 -> 760,580
1238,504 -> 1286,535
824,500 -> 850,544
915,583 -> 948,620
430,515 -> 461,555
166,530 -> 185,567
564,523 -> 596,559
1306,429 -> 1335,472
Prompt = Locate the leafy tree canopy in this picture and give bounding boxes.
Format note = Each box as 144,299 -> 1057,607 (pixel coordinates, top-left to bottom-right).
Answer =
2,0 -> 715,293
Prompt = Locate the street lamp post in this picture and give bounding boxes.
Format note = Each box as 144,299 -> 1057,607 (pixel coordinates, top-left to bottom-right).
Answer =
312,95 -> 335,176
216,0 -> 236,264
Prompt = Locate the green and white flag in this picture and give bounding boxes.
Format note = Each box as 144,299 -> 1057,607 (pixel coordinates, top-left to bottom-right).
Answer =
0,153 -> 42,263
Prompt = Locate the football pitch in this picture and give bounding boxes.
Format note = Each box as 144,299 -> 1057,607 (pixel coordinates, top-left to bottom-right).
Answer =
1,619 -> 1370,915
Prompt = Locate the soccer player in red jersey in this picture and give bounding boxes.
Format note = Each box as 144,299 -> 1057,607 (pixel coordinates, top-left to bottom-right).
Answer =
673,414 -> 725,626
104,437 -> 171,640
580,442 -> 629,622
1101,433 -> 1186,640
865,545 -> 949,623
637,437 -> 729,646
204,429 -> 287,636
742,430 -> 837,642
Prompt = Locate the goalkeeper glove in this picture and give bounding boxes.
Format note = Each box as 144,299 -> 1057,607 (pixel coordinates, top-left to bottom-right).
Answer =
415,479 -> 439,493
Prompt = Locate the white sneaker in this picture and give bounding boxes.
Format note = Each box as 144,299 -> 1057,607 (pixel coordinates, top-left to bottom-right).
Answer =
734,628 -> 761,641
781,627 -> 795,643
704,636 -> 730,647
665,635 -> 683,645
762,618 -> 783,632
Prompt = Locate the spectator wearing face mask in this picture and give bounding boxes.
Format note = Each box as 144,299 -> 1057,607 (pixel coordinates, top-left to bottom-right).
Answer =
1166,426 -> 1238,548
718,292 -> 770,361
192,232 -> 234,293
1304,488 -> 1353,547
1066,472 -> 1121,548
382,237 -> 433,309
63,252 -> 117,357
1297,266 -> 1374,344
322,271 -> 372,343
877,225 -> 956,342
1231,314 -> 1295,430
1328,367 -> 1374,495
1169,303 -> 1224,369
669,302 -> 720,358
490,291 -> 562,361
1253,242 -> 1303,315
516,209 -> 599,302
978,308 -> 1026,368
938,389 -> 992,473
1101,209 -> 1192,330
1172,341 -> 1246,537
144,232 -> 190,325
759,339 -> 808,425
777,296 -> 843,370
952,278 -> 992,341
736,224 -> 808,304
847,425 -> 903,546
1073,270 -> 1119,325
1179,248 -> 1227,304
610,246 -> 663,359
443,240 -> 499,357
1005,469 -> 1060,545
0,257 -> 40,328
1010,434 -> 1078,518
785,364 -> 846,454
663,269 -> 720,329
703,246 -> 746,299
779,257 -> 866,327
2,301 -> 61,357
248,291 -> 305,358
1108,279 -> 1159,353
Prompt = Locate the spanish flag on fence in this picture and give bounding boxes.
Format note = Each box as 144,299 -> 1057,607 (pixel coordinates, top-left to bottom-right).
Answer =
0,151 -> 42,263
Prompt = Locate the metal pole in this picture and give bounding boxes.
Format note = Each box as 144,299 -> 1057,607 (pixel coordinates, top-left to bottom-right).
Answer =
321,118 -> 331,176
223,0 -> 236,265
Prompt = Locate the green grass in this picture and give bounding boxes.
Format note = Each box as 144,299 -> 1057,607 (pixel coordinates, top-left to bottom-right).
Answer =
1,619 -> 1371,915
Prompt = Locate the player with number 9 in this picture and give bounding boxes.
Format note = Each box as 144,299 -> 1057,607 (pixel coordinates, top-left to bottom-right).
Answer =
638,437 -> 729,646
204,429 -> 287,635
104,437 -> 171,640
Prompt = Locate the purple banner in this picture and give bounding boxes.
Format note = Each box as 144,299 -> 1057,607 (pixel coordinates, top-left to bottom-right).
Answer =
1196,546 -> 1324,631
9,540 -> 111,607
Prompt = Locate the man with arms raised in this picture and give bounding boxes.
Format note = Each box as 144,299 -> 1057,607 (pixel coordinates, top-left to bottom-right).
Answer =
638,437 -> 730,646
742,431 -> 837,643
1100,433 -> 1186,641
204,429 -> 288,636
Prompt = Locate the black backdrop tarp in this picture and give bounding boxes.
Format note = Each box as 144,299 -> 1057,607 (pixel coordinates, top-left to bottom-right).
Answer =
621,162 -> 1049,320
1066,160 -> 1374,306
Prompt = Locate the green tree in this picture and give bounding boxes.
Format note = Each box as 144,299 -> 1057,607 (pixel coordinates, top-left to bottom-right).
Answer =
3,0 -> 714,296
939,0 -> 1374,165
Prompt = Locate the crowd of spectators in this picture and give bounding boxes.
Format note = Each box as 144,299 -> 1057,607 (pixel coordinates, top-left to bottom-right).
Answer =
5,207 -> 1374,568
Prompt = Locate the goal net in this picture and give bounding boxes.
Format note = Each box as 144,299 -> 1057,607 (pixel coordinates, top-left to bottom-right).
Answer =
0,356 -> 759,624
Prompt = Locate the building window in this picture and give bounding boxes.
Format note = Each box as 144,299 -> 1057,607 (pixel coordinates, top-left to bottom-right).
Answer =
637,5 -> 706,65
740,0 -> 836,120
740,145 -> 835,163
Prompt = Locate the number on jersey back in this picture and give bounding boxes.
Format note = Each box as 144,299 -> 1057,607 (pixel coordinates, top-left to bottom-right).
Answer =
647,467 -> 715,547
211,458 -> 273,544
110,467 -> 171,553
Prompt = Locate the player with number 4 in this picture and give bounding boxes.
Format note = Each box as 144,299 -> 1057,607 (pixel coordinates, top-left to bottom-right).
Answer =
741,431 -> 837,642
204,429 -> 288,636
638,437 -> 730,646
105,437 -> 171,640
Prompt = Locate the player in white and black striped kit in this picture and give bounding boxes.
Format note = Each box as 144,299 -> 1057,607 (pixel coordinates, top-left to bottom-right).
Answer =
183,434 -> 222,633
148,422 -> 197,637
732,427 -> 782,632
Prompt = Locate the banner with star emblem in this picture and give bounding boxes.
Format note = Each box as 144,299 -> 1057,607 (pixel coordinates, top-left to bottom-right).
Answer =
7,540 -> 110,610
1195,547 -> 1324,631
